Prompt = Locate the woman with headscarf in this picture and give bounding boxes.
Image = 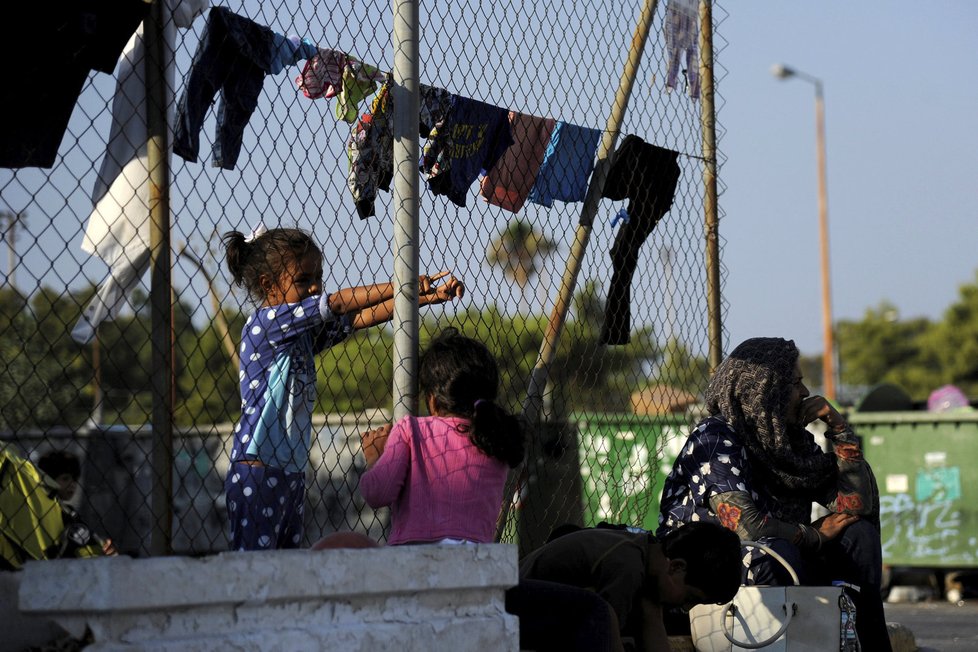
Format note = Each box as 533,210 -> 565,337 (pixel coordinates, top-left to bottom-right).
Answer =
657,337 -> 890,651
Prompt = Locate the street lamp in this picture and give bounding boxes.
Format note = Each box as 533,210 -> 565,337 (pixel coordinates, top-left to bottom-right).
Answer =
771,63 -> 837,401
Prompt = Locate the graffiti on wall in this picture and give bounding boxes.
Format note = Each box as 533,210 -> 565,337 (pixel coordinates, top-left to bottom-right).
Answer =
880,465 -> 977,565
579,424 -> 686,528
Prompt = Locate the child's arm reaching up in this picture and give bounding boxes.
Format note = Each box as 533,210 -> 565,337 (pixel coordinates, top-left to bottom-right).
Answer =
327,282 -> 395,315
333,271 -> 465,330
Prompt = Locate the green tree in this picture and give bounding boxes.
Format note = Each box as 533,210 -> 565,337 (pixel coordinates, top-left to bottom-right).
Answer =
915,272 -> 978,398
556,280 -> 661,413
837,301 -> 932,390
317,326 -> 395,413
0,286 -> 92,430
95,287 -> 205,426
177,313 -> 238,425
655,337 -> 710,395
798,354 -> 823,392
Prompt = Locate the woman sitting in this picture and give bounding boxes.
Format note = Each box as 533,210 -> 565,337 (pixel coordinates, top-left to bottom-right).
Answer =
657,337 -> 891,651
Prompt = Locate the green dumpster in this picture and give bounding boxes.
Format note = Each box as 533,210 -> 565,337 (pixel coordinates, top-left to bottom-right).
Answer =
573,413 -> 694,532
850,411 -> 978,568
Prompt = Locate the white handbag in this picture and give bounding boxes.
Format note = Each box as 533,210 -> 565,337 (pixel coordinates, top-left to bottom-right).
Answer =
688,542 -> 852,651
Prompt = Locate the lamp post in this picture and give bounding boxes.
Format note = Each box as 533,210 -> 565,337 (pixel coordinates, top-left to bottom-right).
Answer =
771,63 -> 836,401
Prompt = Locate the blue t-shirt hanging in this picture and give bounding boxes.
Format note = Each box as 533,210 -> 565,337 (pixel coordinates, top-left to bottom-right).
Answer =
421,96 -> 513,207
527,122 -> 601,207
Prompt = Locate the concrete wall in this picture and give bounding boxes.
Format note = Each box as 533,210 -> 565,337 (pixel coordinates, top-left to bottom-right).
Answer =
15,544 -> 519,651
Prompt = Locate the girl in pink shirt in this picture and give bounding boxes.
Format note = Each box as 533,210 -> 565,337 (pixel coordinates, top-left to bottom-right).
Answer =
358,328 -> 525,545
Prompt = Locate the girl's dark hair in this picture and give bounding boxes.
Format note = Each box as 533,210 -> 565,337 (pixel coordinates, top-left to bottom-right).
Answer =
222,227 -> 320,302
419,328 -> 525,468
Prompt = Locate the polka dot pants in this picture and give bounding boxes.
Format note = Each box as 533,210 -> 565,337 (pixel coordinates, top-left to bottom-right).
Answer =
225,462 -> 306,550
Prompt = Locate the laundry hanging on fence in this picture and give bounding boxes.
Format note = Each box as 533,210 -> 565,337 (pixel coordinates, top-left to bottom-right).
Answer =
270,33 -> 318,74
346,78 -> 395,219
334,60 -> 385,122
420,96 -> 514,208
295,49 -> 387,123
599,135 -> 681,346
0,0 -> 149,168
526,122 -> 602,208
173,7 -> 315,169
346,79 -> 454,219
479,112 -> 556,213
295,48 -> 346,99
74,0 -> 209,345
663,0 -> 700,99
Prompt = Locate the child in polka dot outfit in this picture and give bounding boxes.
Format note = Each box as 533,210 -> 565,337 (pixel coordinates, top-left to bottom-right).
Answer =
222,226 -> 464,551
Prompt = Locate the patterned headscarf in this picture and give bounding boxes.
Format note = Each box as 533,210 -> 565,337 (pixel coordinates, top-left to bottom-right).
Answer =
705,337 -> 836,522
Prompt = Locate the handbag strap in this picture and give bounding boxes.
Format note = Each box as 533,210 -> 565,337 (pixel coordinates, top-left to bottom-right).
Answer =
722,601 -> 795,649
741,540 -> 801,586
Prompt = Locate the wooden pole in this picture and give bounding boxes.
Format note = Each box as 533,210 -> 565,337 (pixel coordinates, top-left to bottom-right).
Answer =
698,0 -> 723,371
814,81 -> 836,400
145,0 -> 174,556
496,0 -> 661,542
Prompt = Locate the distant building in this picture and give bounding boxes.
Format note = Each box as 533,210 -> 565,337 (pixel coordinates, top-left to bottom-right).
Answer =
630,384 -> 699,416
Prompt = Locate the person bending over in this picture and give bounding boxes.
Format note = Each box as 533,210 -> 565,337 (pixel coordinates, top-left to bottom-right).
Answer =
513,521 -> 741,651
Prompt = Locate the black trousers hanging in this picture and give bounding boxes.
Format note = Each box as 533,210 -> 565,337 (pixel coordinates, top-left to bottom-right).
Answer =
600,135 -> 681,345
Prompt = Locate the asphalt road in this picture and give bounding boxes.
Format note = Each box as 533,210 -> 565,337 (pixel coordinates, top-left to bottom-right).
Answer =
885,601 -> 978,651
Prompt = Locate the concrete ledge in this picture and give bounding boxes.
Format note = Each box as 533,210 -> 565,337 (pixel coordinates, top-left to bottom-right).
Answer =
20,544 -> 519,651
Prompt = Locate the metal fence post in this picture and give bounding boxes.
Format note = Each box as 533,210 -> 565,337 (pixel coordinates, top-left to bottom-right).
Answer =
391,0 -> 421,421
146,0 -> 174,556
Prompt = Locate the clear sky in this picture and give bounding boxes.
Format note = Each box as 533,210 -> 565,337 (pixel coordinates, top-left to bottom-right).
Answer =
716,2 -> 978,355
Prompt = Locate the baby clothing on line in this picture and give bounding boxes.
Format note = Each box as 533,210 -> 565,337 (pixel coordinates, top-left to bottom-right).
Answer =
421,96 -> 513,208
664,0 -> 700,99
295,48 -> 347,99
480,112 -> 556,213
296,48 -> 387,122
269,33 -> 317,75
526,122 -> 602,208
346,79 -> 454,219
173,7 -> 316,169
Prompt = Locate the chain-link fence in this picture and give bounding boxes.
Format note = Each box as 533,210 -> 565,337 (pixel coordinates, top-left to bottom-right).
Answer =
0,0 -> 727,561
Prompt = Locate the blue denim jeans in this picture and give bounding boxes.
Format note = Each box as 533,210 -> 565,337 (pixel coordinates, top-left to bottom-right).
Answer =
748,521 -> 892,651
173,7 -> 275,170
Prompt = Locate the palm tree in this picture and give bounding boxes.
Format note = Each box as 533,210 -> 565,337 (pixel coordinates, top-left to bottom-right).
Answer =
486,221 -> 557,315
